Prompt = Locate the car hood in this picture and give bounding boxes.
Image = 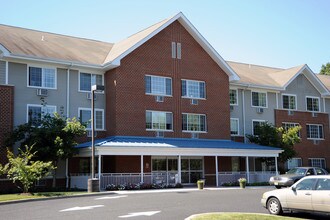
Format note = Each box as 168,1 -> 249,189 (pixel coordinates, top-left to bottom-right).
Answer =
273,174 -> 304,179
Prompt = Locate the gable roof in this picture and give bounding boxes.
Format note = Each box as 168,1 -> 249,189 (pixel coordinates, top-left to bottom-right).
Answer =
0,24 -> 113,67
316,74 -> 330,96
0,13 -> 240,81
228,61 -> 329,95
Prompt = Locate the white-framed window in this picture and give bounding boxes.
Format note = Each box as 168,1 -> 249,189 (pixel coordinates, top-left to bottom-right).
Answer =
79,72 -> 103,92
282,94 -> 297,110
146,111 -> 173,131
28,66 -> 56,89
306,96 -> 320,112
145,75 -> 172,96
251,91 -> 267,107
230,118 -> 239,135
252,120 -> 266,136
182,79 -> 206,99
78,108 -> 104,130
27,104 -> 56,126
309,158 -> 326,169
229,89 -> 238,105
182,113 -> 206,132
286,158 -> 302,170
282,122 -> 301,137
306,124 -> 324,139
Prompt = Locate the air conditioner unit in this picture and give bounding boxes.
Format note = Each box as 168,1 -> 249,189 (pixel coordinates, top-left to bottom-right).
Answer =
312,112 -> 318,117
313,139 -> 320,145
86,130 -> 97,137
230,106 -> 234,111
288,110 -> 294,116
36,89 -> 48,96
155,131 -> 164,138
191,133 -> 199,139
256,108 -> 264,113
86,93 -> 96,100
155,96 -> 164,102
191,99 -> 198,105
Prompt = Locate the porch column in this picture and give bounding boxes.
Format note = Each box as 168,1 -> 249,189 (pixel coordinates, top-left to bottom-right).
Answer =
178,155 -> 181,184
246,156 -> 250,183
275,156 -> 278,175
140,155 -> 144,183
98,155 -> 102,190
215,156 -> 219,187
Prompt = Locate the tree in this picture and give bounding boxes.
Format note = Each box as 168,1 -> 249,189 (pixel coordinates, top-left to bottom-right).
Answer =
247,122 -> 301,163
0,145 -> 55,193
5,113 -> 86,187
320,62 -> 330,75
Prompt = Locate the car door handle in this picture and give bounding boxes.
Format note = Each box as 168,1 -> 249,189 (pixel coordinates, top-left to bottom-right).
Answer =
305,193 -> 311,196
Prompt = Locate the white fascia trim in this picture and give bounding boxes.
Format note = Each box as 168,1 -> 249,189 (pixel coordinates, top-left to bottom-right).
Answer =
77,146 -> 282,157
0,44 -> 10,56
230,82 -> 283,92
6,53 -> 103,70
284,64 -> 330,96
176,13 -> 240,81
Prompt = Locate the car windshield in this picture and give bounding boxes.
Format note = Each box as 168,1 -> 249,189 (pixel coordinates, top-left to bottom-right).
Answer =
287,168 -> 306,175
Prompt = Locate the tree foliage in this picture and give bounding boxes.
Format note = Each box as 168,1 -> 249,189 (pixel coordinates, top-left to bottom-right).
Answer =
0,145 -> 55,193
246,122 -> 301,163
320,62 -> 330,75
5,112 -> 86,187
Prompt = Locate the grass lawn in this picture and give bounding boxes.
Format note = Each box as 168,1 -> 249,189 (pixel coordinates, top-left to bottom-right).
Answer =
190,212 -> 304,220
0,191 -> 87,202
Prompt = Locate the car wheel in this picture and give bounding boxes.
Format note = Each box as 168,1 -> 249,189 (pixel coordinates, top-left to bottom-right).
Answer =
275,185 -> 281,189
267,197 -> 283,215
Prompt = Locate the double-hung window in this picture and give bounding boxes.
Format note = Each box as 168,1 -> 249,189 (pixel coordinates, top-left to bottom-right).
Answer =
182,80 -> 206,99
28,66 -> 56,89
306,96 -> 320,112
229,89 -> 238,105
230,118 -> 239,135
79,108 -> 104,130
309,158 -> 326,169
252,91 -> 267,107
146,111 -> 173,131
79,72 -> 103,92
282,94 -> 296,110
286,158 -> 302,170
27,104 -> 56,126
182,113 -> 206,132
252,120 -> 266,136
145,75 -> 172,96
306,124 -> 324,139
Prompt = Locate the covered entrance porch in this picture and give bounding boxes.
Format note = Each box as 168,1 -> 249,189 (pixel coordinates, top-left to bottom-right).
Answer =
70,136 -> 282,190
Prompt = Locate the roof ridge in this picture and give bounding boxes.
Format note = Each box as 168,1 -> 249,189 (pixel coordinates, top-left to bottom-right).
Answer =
0,23 -> 113,45
227,60 -> 285,71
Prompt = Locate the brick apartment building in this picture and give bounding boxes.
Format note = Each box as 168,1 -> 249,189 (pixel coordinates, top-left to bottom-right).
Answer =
1,12 -> 328,190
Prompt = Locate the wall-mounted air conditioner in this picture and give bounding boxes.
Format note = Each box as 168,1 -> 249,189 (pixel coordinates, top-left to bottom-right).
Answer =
191,99 -> 198,105
256,108 -> 264,113
86,93 -> 96,100
155,96 -> 164,102
156,131 -> 164,138
36,89 -> 48,96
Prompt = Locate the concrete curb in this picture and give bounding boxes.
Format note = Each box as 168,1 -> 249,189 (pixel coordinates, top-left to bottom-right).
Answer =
0,186 -> 273,205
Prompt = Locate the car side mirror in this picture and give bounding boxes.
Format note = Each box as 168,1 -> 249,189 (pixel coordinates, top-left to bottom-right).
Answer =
306,172 -> 311,176
292,186 -> 296,191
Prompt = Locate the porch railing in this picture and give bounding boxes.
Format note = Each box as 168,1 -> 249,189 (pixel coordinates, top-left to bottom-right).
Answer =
218,171 -> 275,185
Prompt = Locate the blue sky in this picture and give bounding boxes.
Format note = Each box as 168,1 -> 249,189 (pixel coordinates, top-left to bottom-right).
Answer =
1,0 -> 329,73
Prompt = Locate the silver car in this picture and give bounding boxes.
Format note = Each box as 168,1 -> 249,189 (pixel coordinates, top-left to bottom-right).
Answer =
261,175 -> 330,215
269,167 -> 328,189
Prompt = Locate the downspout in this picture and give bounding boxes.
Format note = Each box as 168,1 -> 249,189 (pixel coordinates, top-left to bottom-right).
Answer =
323,97 -> 326,113
5,61 -> 8,84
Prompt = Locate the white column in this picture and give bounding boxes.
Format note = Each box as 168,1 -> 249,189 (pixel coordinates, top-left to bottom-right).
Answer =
275,156 -> 279,175
98,155 -> 102,190
215,156 -> 219,187
178,155 -> 181,184
140,155 -> 144,183
5,61 -> 9,84
246,156 -> 250,183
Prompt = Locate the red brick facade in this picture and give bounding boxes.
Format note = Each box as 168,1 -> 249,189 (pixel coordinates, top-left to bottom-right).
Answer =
0,85 -> 14,165
275,109 -> 330,168
105,21 -> 230,139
